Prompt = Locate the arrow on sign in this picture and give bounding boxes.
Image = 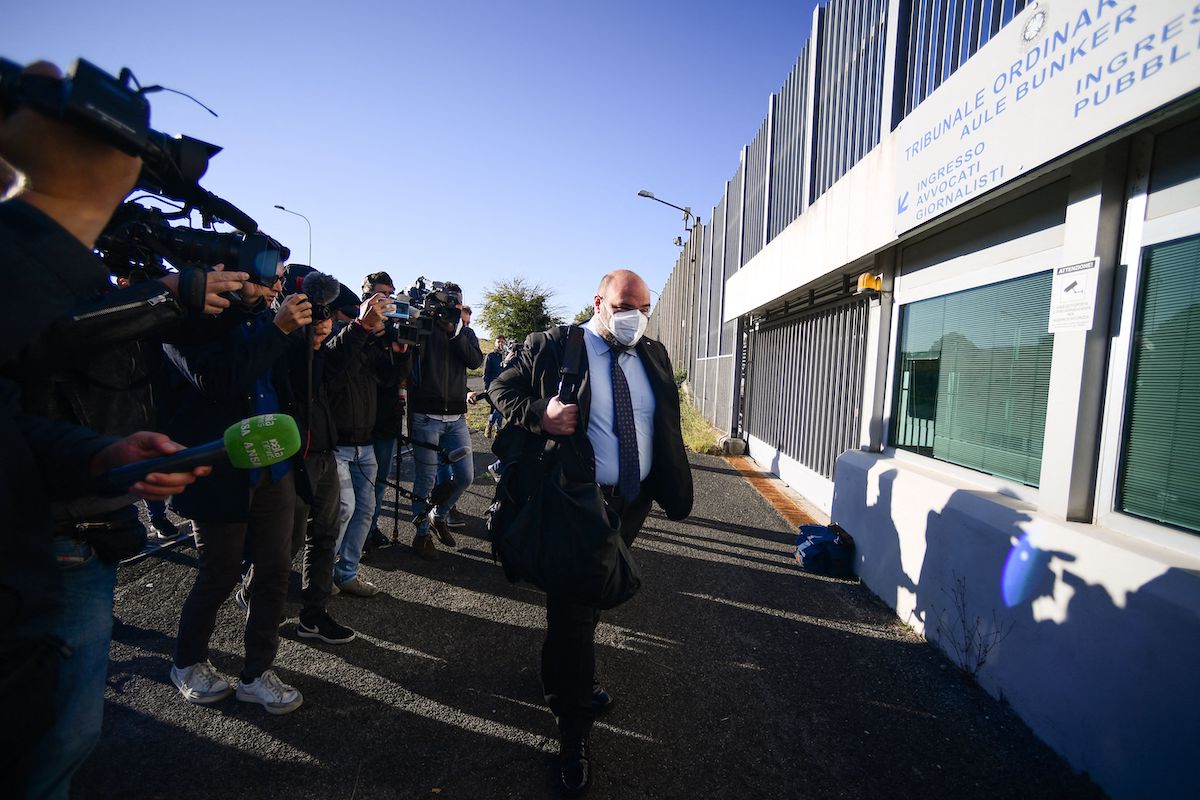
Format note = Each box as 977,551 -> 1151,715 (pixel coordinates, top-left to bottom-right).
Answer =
897,192 -> 909,214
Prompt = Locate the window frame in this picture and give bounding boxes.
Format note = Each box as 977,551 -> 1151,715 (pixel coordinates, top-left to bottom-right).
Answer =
885,267 -> 1056,498
881,193 -> 1067,505
1094,130 -> 1200,559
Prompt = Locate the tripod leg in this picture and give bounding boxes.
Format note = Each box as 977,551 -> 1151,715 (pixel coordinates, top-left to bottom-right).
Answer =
391,438 -> 404,542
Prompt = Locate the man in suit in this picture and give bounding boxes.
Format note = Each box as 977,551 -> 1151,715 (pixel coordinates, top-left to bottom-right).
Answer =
490,269 -> 693,796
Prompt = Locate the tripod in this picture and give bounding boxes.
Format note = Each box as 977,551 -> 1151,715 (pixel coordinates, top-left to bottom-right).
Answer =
383,434 -> 465,544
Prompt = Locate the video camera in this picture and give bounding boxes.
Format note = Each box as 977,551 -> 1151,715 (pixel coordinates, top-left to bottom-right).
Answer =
382,276 -> 463,346
97,201 -> 288,286
0,58 -> 260,234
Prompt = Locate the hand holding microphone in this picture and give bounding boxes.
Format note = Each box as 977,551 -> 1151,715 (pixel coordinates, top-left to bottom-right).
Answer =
97,414 -> 302,495
90,432 -> 211,501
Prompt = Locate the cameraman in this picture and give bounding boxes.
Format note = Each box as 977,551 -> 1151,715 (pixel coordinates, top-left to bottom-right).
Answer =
407,284 -> 483,560
0,60 -> 212,797
325,273 -> 408,595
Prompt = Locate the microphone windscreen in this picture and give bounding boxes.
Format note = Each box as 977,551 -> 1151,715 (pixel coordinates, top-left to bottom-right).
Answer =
223,413 -> 302,469
304,271 -> 342,306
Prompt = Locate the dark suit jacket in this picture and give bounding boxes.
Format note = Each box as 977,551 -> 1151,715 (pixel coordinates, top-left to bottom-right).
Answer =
490,324 -> 693,521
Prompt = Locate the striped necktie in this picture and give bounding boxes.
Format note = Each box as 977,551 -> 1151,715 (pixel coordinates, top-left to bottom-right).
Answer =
610,347 -> 641,500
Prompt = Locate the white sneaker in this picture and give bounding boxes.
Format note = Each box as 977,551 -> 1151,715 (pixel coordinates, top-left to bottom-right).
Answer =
170,661 -> 234,705
236,668 -> 303,715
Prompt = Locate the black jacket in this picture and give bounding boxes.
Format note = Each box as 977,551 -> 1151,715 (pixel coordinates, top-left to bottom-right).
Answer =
286,335 -> 338,455
0,200 -> 122,649
408,324 -> 484,415
10,278 -> 191,530
324,322 -> 409,446
490,325 -> 693,521
161,304 -> 307,522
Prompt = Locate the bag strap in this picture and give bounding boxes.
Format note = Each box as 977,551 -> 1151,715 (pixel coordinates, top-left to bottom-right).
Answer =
556,325 -> 586,403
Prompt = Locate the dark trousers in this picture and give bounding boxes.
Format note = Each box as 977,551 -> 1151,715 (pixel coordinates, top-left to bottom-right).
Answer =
0,639 -> 58,795
291,451 -> 340,618
542,487 -> 651,738
174,471 -> 295,680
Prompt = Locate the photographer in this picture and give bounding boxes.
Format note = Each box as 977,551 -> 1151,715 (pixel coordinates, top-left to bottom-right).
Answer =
279,268 -> 361,644
365,272 -> 407,550
326,272 -> 409,594
407,283 -> 483,560
0,60 -> 212,797
161,264 -> 311,715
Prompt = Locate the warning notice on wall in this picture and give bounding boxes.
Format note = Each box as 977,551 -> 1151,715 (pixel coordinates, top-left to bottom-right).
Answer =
1049,259 -> 1099,333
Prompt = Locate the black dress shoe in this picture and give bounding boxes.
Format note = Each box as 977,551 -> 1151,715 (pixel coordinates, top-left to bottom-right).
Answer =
591,683 -> 613,715
559,732 -> 591,797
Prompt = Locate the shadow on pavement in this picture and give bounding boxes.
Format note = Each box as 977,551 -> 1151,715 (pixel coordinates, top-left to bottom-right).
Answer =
80,434 -> 1102,800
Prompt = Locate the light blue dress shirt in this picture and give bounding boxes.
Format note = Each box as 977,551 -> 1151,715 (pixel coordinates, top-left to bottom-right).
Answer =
583,317 -> 655,487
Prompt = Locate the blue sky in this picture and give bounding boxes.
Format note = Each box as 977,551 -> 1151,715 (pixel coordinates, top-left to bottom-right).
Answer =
7,0 -> 818,335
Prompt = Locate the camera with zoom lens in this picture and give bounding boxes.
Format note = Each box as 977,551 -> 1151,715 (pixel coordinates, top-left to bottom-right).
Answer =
96,201 -> 288,286
383,276 -> 463,346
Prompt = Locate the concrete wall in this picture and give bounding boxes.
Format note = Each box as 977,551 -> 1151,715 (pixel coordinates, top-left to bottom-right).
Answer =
832,449 -> 1200,799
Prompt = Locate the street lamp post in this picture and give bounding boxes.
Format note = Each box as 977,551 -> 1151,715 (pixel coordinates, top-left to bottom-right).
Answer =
273,204 -> 312,266
637,189 -> 699,232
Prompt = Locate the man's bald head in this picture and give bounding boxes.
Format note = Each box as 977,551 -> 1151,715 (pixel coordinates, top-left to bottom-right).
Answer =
595,270 -> 651,314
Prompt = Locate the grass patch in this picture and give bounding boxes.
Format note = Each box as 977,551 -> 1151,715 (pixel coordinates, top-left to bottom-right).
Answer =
679,393 -> 722,455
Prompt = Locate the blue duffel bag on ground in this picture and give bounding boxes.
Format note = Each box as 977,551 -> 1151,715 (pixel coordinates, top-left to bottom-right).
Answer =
794,524 -> 856,578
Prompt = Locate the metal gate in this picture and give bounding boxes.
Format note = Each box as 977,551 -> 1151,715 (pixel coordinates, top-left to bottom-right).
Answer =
743,297 -> 870,479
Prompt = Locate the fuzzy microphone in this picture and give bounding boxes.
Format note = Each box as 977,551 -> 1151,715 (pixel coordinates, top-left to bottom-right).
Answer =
298,270 -> 341,309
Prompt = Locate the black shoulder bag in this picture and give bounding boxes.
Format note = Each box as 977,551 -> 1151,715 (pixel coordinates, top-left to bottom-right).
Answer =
485,326 -> 642,609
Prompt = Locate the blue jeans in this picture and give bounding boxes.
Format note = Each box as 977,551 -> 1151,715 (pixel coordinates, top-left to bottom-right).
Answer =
26,539 -> 118,800
371,437 -> 397,531
488,408 -> 503,429
333,444 -> 377,584
410,414 -> 473,535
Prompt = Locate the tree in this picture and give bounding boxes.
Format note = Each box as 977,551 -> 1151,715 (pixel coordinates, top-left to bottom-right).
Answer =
573,304 -> 594,325
478,277 -> 563,343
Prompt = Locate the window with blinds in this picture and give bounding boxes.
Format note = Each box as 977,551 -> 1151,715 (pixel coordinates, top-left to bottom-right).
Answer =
891,271 -> 1054,485
1119,235 -> 1200,534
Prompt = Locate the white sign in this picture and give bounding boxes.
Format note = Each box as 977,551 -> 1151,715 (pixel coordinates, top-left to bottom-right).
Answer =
895,0 -> 1200,234
1049,258 -> 1100,332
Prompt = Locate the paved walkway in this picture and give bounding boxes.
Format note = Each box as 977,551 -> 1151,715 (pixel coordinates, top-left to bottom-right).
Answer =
79,432 -> 1103,799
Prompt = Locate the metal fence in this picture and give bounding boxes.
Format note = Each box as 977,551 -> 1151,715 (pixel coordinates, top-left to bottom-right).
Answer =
646,0 -> 1036,450
895,0 -> 1034,124
744,298 -> 871,479
811,0 -> 890,201
769,45 -> 812,240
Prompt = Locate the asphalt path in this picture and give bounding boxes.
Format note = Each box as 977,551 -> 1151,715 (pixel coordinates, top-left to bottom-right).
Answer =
78,431 -> 1102,799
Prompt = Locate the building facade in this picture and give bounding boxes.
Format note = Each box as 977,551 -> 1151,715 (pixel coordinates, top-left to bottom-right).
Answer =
647,2 -> 1200,797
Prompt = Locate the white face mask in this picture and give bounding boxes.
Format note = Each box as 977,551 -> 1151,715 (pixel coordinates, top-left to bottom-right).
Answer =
603,307 -> 648,347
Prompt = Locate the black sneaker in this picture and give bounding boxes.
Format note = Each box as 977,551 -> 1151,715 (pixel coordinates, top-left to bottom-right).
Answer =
149,516 -> 179,539
297,611 -> 356,645
559,731 -> 592,797
362,526 -> 388,555
592,683 -> 614,714
446,508 -> 468,528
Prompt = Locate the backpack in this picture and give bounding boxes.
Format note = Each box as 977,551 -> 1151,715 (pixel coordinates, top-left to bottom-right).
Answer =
794,524 -> 856,578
